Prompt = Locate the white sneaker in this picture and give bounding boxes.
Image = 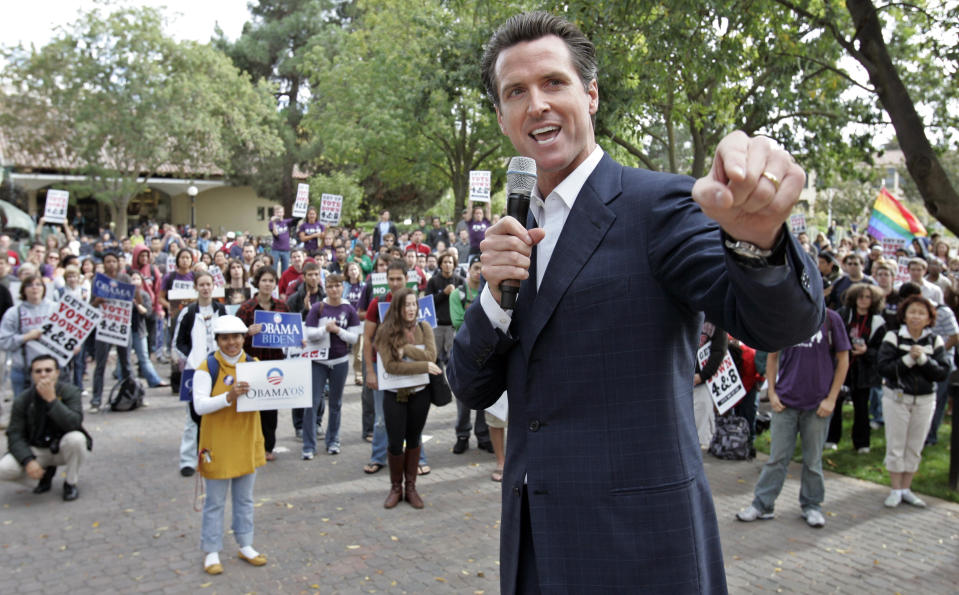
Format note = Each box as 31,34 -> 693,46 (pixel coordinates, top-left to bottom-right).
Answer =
802,508 -> 825,528
857,447 -> 870,454
736,505 -> 774,522
884,491 -> 902,508
824,442 -> 838,451
869,421 -> 881,430
301,452 -> 314,461
900,490 -> 926,507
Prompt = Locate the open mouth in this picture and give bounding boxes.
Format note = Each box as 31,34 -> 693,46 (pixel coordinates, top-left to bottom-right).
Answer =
530,125 -> 560,144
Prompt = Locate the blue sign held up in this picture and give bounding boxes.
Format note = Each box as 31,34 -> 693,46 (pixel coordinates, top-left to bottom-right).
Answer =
180,369 -> 195,402
92,273 -> 134,301
252,310 -> 304,348
377,295 -> 437,328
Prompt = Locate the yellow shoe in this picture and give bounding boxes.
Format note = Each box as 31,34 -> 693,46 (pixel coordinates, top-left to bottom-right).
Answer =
238,551 -> 267,566
204,563 -> 223,575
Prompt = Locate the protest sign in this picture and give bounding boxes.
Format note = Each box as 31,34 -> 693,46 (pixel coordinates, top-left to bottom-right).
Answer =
252,310 -> 304,348
236,359 -> 312,412
406,270 -> 420,289
167,279 -> 198,301
44,189 -> 69,224
376,345 -> 430,391
370,272 -> 388,300
292,183 -> 310,218
788,213 -> 806,235
696,343 -> 745,415
896,256 -> 911,284
92,273 -> 134,347
882,237 -> 907,258
377,295 -> 437,328
208,265 -> 226,287
469,170 -> 491,203
179,369 -> 195,402
36,293 -> 101,366
320,193 -> 343,226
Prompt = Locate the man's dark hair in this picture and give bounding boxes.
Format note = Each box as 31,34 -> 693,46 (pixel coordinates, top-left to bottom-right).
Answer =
30,353 -> 59,372
897,282 -> 922,300
481,11 -> 597,108
102,250 -> 119,262
387,259 -> 408,275
843,254 -> 862,265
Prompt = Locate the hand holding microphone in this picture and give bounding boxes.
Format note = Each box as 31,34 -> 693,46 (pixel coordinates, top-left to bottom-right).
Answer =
478,156 -> 545,309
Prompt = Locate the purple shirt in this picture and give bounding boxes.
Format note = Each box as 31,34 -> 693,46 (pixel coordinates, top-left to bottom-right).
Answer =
344,281 -> 365,310
298,221 -> 325,253
775,309 -> 851,410
269,218 -> 294,251
467,218 -> 490,250
304,301 -> 360,360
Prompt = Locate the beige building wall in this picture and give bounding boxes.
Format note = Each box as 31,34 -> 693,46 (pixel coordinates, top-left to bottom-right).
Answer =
170,186 -> 277,235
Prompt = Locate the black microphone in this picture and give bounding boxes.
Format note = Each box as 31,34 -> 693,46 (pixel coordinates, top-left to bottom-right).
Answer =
500,156 -> 537,310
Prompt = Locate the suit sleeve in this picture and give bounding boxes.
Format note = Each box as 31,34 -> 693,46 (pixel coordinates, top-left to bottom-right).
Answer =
644,176 -> 824,352
446,299 -> 514,410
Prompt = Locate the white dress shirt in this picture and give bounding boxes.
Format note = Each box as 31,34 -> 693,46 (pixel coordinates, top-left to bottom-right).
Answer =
480,146 -> 605,333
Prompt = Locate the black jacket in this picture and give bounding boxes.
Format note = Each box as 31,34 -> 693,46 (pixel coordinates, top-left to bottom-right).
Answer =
877,327 -> 949,395
5,381 -> 85,466
175,301 -> 227,359
285,281 -> 325,319
837,307 -> 886,389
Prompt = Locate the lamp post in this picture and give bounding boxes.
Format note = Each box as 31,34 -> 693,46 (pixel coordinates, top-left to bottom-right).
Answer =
188,185 -> 198,228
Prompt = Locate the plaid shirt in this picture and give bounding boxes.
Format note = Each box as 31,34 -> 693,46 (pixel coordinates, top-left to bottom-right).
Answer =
235,296 -> 290,362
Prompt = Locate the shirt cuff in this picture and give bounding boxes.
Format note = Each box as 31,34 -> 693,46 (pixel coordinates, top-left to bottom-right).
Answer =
480,285 -> 512,334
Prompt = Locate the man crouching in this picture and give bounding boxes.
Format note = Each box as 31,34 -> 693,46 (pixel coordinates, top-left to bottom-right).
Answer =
0,354 -> 89,501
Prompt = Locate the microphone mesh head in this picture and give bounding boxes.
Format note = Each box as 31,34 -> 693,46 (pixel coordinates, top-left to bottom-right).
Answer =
506,156 -> 537,195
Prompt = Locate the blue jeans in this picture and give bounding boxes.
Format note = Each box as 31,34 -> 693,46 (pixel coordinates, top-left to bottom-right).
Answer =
201,472 -> 256,553
272,249 -> 290,274
752,406 -> 830,514
131,329 -> 163,386
9,366 -> 28,398
92,340 -> 131,407
370,381 -> 427,466
302,361 -> 348,455
869,385 -> 884,425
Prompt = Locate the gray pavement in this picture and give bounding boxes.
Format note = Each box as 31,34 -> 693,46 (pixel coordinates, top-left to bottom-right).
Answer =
1,369 -> 957,594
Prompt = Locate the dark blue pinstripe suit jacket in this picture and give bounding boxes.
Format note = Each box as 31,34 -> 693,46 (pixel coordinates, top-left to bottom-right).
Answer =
448,155 -> 824,594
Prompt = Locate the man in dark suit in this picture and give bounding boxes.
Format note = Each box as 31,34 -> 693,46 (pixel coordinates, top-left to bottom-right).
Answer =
447,12 -> 824,594
371,210 -> 398,251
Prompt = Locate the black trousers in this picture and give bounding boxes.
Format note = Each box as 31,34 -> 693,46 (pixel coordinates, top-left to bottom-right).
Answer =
827,387 -> 872,449
383,389 -> 430,456
260,409 -> 277,453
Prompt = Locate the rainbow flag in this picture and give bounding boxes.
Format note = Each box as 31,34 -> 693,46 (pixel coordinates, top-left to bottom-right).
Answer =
867,188 -> 926,240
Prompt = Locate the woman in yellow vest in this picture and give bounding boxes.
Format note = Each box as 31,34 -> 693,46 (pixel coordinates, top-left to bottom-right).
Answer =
192,315 -> 267,575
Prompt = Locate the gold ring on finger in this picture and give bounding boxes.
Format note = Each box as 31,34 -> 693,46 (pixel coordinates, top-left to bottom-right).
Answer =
761,171 -> 781,191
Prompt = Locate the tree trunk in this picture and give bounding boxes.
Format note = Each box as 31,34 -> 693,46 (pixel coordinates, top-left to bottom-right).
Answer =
845,0 -> 959,233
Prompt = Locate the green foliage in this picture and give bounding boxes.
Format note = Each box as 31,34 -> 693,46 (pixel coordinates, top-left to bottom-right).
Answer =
302,0 -> 514,220
546,0 -> 878,180
0,5 -> 282,236
215,0 -> 348,206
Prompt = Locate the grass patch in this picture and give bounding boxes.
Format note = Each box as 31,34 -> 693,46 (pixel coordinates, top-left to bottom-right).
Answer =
755,406 -> 958,504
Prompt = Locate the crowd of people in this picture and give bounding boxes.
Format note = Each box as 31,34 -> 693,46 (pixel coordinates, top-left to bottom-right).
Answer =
0,204 -> 502,574
730,228 -> 956,527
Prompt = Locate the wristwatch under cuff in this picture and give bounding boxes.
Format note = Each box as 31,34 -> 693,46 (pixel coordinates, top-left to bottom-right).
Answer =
722,226 -> 788,268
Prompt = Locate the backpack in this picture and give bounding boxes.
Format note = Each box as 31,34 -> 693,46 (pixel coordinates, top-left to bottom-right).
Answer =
708,413 -> 752,460
109,376 -> 145,412
188,353 -> 221,427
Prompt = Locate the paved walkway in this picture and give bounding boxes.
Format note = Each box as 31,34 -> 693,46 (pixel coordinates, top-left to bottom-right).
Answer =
1,374 -> 957,594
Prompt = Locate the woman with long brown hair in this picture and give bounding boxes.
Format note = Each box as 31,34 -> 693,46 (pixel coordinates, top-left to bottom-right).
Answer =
373,288 -> 441,509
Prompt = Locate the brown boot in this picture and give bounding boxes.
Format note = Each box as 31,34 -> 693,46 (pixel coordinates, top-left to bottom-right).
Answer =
383,453 -> 404,509
403,446 -> 424,509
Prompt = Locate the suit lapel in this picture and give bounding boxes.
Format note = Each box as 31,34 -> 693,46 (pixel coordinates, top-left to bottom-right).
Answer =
519,156 -> 621,355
